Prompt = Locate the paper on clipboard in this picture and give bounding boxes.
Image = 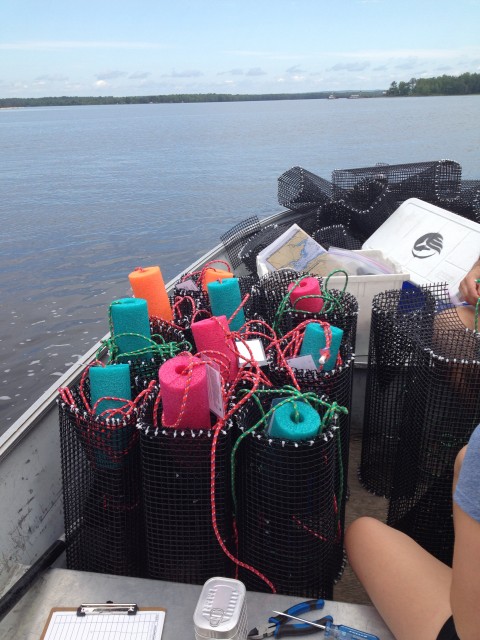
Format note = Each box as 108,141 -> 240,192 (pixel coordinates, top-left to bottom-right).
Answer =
40,606 -> 166,640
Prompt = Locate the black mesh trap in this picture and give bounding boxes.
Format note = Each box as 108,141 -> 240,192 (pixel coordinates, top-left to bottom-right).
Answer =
58,381 -> 146,577
312,224 -> 363,251
231,391 -> 343,598
386,300 -> 480,564
268,344 -> 355,579
138,389 -> 234,583
332,159 -> 462,203
250,270 -> 358,350
221,215 -> 262,269
278,166 -> 335,211
172,271 -> 260,344
106,319 -> 191,394
238,222 -> 294,275
359,285 -> 438,496
343,181 -> 399,241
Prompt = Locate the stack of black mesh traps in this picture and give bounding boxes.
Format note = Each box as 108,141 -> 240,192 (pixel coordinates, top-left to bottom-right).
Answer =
58,158 -> 480,592
361,284 -> 480,564
221,160 -> 478,267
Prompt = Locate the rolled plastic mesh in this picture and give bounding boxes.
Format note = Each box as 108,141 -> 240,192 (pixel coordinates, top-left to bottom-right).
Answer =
359,285 -> 438,496
233,395 -> 340,598
332,160 -> 462,202
312,224 -> 363,251
278,166 -> 335,211
386,302 -> 480,564
268,344 -> 355,578
221,215 -> 261,269
250,270 -> 358,349
59,381 -> 145,577
138,390 -> 234,583
344,181 -> 399,241
238,223 -> 294,275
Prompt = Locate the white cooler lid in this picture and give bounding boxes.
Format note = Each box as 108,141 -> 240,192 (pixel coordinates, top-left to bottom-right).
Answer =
362,198 -> 480,298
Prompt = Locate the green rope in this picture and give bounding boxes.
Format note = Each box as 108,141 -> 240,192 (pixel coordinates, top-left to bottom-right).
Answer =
334,426 -> 343,534
230,386 -> 348,513
98,332 -> 192,363
272,271 -> 349,336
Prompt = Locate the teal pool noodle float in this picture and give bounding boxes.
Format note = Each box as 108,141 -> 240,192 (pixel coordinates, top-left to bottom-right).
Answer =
207,277 -> 245,331
89,363 -> 132,415
269,399 -> 320,440
110,297 -> 151,355
299,322 -> 343,371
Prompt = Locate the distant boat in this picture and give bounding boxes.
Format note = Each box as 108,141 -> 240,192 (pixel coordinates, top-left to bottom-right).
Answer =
348,94 -> 360,99
328,94 -> 336,99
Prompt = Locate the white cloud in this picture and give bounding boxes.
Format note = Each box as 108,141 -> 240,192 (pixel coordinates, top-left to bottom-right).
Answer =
129,72 -> 151,80
286,64 -> 304,74
95,70 -> 128,80
328,62 -> 371,72
95,80 -> 109,88
217,68 -> 244,76
246,67 -> 267,76
34,74 -> 69,82
162,69 -> 204,78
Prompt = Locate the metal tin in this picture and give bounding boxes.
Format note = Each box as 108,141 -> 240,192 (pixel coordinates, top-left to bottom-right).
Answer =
193,577 -> 248,640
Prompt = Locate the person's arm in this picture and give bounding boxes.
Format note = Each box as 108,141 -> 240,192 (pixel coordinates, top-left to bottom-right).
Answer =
459,258 -> 480,306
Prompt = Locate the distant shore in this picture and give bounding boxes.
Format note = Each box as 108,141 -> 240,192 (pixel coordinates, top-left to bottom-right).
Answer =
0,90 -> 385,108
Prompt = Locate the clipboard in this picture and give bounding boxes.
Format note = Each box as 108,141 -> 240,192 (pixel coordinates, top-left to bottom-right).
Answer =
40,602 -> 166,640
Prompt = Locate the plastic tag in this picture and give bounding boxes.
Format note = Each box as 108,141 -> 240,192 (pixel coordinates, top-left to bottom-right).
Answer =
236,339 -> 268,367
203,360 -> 225,419
178,279 -> 199,292
287,355 -> 317,370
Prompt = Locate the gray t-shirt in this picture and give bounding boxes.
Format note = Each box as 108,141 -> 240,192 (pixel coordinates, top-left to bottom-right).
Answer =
454,424 -> 480,522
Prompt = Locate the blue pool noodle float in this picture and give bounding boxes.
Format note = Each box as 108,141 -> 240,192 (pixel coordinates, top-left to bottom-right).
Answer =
299,322 -> 343,371
110,297 -> 151,355
89,363 -> 132,415
269,399 -> 320,440
207,277 -> 245,332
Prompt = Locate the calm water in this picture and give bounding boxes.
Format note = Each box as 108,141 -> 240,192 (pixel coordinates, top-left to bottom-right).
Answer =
1,95 -> 479,431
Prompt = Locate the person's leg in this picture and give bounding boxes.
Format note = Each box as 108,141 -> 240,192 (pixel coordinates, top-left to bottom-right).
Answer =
345,517 -> 452,640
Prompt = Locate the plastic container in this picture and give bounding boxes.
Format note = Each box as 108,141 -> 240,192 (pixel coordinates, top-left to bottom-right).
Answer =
326,250 -> 409,360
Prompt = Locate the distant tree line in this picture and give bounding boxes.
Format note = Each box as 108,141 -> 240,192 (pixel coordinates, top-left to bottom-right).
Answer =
386,72 -> 480,96
0,90 -> 383,108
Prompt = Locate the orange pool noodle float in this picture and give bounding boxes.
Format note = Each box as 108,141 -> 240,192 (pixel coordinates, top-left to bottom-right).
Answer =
128,266 -> 173,321
201,267 -> 233,291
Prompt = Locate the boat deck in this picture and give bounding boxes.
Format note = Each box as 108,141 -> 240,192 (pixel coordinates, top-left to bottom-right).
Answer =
0,565 -> 394,639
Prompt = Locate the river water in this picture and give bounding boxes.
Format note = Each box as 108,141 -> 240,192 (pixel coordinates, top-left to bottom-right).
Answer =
1,95 -> 479,431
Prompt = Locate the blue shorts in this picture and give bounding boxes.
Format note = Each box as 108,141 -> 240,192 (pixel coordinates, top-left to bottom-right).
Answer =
437,616 -> 459,640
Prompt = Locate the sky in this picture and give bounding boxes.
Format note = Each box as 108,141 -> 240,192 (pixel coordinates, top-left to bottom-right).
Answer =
1,0 -> 480,99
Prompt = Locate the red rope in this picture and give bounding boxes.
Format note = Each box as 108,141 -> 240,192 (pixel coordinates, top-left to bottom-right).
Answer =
210,416 -> 276,592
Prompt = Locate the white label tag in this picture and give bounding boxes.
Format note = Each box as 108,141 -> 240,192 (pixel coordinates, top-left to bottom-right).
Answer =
236,339 -> 268,367
204,360 -> 225,419
287,355 -> 317,370
178,279 -> 199,292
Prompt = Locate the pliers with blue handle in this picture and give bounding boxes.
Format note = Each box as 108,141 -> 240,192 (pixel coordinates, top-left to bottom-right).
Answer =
248,599 -> 332,638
